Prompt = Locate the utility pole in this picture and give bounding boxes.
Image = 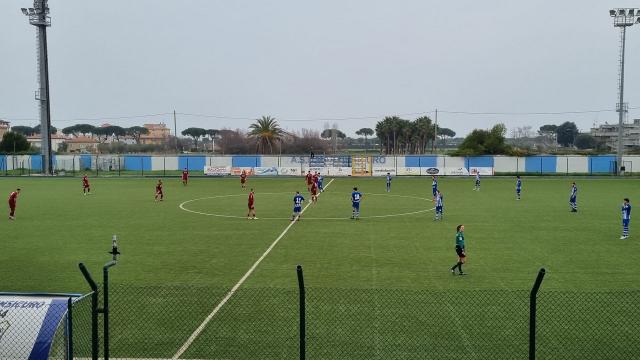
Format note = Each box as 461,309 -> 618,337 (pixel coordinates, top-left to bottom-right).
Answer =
433,109 -> 438,154
21,1 -> 53,174
609,8 -> 640,175
173,110 -> 178,153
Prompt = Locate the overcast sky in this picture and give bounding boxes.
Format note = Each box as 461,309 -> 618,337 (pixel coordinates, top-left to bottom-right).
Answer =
1,0 -> 639,138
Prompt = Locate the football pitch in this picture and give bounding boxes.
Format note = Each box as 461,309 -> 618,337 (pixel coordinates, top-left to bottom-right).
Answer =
2,176 -> 639,359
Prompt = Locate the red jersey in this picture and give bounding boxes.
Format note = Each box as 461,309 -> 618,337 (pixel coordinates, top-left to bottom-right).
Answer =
240,173 -> 247,182
312,174 -> 319,184
82,176 -> 89,187
8,191 -> 18,205
248,192 -> 255,206
305,173 -> 313,184
156,183 -> 163,193
311,183 -> 318,195
182,171 -> 189,180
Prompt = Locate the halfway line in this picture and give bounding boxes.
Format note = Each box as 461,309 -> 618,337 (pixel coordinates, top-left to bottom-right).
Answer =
172,178 -> 335,359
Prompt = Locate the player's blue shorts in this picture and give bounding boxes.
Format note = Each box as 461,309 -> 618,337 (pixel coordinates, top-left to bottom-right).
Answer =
436,205 -> 443,213
352,202 -> 360,210
318,183 -> 323,188
293,206 -> 302,213
516,188 -> 521,194
475,180 -> 480,185
570,196 -> 576,203
623,219 -> 630,227
432,188 -> 437,196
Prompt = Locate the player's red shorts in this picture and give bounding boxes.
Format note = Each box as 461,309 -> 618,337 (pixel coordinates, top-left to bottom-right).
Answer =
248,204 -> 254,210
241,179 -> 246,184
311,189 -> 318,196
83,184 -> 89,188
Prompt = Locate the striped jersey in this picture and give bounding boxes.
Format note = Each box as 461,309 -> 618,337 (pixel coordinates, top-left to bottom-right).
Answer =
516,178 -> 521,190
386,175 -> 392,184
435,193 -> 443,207
571,185 -> 577,198
622,203 -> 631,220
432,178 -> 438,189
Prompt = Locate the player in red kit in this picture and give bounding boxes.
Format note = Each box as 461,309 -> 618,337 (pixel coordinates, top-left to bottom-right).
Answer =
247,188 -> 257,219
312,172 -> 319,187
182,168 -> 189,186
155,180 -> 164,202
8,188 -> 20,220
305,171 -> 313,192
82,174 -> 91,195
240,170 -> 247,189
310,181 -> 319,204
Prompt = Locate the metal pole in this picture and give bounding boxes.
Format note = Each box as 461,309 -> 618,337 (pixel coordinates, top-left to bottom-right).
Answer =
529,268 -> 546,360
103,260 -> 117,360
40,23 -> 53,175
67,297 -> 73,360
616,26 -> 627,176
296,265 -> 306,360
78,263 -> 99,360
174,110 -> 178,153
433,108 -> 438,154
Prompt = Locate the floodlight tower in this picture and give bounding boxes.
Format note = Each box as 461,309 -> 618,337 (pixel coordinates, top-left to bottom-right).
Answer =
610,8 -> 640,175
21,0 -> 53,175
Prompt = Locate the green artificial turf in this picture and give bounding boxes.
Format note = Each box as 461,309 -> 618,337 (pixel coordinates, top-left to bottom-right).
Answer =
1,176 -> 638,359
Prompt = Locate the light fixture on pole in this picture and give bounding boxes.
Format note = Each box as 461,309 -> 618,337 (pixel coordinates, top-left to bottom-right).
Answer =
609,8 -> 640,175
20,0 -> 53,175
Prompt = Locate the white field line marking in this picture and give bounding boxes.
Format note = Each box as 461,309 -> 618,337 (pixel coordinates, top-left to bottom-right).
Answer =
179,192 -> 435,220
172,179 -> 335,359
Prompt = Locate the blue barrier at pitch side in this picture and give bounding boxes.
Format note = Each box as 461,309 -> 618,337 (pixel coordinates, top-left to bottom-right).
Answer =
588,156 -> 616,174
405,156 -> 437,167
232,156 -> 261,167
124,156 -> 152,171
179,156 -> 206,171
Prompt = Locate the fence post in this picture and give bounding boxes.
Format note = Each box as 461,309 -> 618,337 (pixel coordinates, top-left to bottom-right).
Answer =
529,268 -> 546,360
67,297 -> 73,360
296,265 -> 306,360
79,263 -> 99,360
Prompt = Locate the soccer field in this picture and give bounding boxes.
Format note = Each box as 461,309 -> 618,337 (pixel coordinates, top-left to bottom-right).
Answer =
2,176 -> 639,359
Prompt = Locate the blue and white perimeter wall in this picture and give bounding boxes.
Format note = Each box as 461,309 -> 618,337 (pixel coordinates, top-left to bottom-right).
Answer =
0,154 -> 635,174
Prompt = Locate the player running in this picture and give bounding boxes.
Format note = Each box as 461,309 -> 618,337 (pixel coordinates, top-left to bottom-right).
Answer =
305,171 -> 313,192
317,174 -> 324,192
351,187 -> 362,220
240,170 -> 248,189
473,173 -> 480,191
291,191 -> 305,221
311,180 -> 319,204
182,168 -> 189,186
312,172 -> 319,187
434,190 -> 444,221
8,188 -> 20,220
82,174 -> 91,195
432,176 -> 438,199
621,198 -> 631,239
154,180 -> 164,201
569,182 -> 577,212
450,224 -> 467,275
386,173 -> 392,192
247,188 -> 257,219
516,176 -> 522,200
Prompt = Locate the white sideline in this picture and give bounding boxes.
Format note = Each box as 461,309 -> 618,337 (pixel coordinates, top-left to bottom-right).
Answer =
172,179 -> 335,359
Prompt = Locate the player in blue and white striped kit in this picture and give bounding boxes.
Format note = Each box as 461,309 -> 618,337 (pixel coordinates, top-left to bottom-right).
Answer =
290,191 -> 305,221
621,198 -> 631,239
432,176 -> 438,199
569,182 -> 577,212
351,187 -> 362,220
473,173 -> 481,191
434,190 -> 444,221
516,176 -> 522,200
317,174 -> 324,192
386,173 -> 392,192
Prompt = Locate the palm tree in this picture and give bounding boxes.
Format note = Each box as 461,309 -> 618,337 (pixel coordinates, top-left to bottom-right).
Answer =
355,128 -> 374,154
248,116 -> 286,154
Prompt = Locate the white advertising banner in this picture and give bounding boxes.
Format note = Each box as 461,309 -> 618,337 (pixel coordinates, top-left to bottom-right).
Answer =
372,167 -> 397,176
254,167 -> 279,176
326,167 -> 352,176
420,167 -> 442,176
278,167 -> 302,176
204,166 -> 231,176
470,167 -> 495,176
0,296 -> 69,360
443,167 -> 470,176
397,167 -> 421,175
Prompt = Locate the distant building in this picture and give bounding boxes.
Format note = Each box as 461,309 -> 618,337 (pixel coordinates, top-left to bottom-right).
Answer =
591,119 -> 640,149
0,119 -> 9,138
66,136 -> 99,153
140,123 -> 171,144
27,133 -> 69,151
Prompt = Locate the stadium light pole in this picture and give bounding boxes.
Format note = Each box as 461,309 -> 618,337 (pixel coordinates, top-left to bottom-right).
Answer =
21,0 -> 53,175
610,8 -> 640,175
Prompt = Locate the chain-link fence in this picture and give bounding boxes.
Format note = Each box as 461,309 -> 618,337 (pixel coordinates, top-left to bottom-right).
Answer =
62,283 -> 637,360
